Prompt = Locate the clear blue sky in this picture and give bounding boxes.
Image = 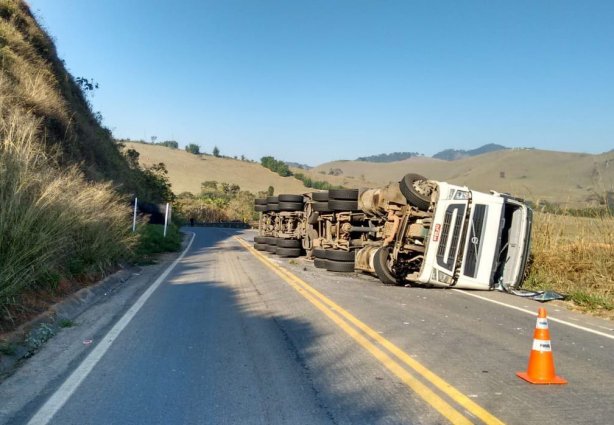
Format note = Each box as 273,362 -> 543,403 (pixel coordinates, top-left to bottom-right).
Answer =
28,0 -> 614,165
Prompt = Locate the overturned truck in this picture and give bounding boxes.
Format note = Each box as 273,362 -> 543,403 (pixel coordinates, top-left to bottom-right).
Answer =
253,173 -> 532,291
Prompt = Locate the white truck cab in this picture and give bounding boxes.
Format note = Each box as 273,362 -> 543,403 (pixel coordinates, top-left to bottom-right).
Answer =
417,183 -> 532,290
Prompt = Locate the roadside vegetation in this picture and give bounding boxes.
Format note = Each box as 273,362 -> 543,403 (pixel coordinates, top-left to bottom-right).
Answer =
526,211 -> 614,317
174,181 -> 258,223
0,1 -> 179,332
261,155 -> 343,190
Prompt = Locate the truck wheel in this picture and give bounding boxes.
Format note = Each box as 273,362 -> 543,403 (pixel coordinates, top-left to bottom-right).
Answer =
313,248 -> 328,259
373,247 -> 399,285
312,191 -> 329,202
328,199 -> 358,211
278,194 -> 303,202
329,189 -> 359,201
267,203 -> 280,211
255,198 -> 268,205
278,202 -> 304,211
314,258 -> 328,268
265,244 -> 277,253
254,243 -> 268,251
263,237 -> 276,245
326,260 -> 355,272
312,201 -> 331,212
277,239 -> 301,248
399,173 -> 431,211
276,247 -> 302,257
254,236 -> 267,244
266,196 -> 279,204
255,205 -> 267,212
326,249 -> 355,262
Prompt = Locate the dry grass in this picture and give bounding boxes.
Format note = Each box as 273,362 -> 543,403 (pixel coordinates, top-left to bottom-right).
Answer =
125,142 -> 308,195
525,212 -> 614,317
0,2 -> 137,328
304,149 -> 614,207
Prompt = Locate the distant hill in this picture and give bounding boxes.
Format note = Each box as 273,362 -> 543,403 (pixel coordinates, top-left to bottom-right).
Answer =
285,161 -> 312,170
125,143 -> 308,195
356,152 -> 422,162
433,143 -> 508,161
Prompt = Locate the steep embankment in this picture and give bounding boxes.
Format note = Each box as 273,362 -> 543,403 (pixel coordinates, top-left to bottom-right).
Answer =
125,142 -> 308,195
0,1 -> 157,330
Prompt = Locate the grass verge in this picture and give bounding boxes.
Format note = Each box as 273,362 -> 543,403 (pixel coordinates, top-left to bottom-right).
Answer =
525,212 -> 614,318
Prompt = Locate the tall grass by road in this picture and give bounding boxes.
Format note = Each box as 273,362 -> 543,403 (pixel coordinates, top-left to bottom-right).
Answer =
0,102 -> 136,320
526,212 -> 614,316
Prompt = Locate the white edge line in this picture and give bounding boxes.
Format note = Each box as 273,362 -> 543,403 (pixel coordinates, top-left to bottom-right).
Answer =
27,232 -> 196,425
451,289 -> 614,340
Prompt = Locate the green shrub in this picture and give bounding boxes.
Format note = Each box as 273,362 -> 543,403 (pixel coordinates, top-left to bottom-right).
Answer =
133,224 -> 182,263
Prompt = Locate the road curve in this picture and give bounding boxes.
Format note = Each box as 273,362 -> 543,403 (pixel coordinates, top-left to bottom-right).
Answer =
12,228 -> 614,424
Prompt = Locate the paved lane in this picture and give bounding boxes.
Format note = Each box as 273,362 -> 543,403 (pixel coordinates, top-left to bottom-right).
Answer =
16,228 -> 614,424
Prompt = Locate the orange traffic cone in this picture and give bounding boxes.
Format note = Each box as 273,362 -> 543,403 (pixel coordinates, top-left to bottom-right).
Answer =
517,308 -> 567,384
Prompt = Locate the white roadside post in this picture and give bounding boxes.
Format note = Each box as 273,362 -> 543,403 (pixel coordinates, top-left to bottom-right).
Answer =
163,202 -> 170,237
132,197 -> 138,232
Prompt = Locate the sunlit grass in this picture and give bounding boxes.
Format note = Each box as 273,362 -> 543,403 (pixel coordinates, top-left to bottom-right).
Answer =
525,212 -> 614,316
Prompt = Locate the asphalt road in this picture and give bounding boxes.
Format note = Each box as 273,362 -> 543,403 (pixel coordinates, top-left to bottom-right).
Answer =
5,228 -> 614,424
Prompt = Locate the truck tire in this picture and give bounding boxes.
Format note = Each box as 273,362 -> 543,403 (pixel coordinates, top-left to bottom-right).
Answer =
263,237 -> 276,245
255,198 -> 268,205
329,189 -> 359,201
325,249 -> 355,262
312,191 -> 329,202
399,174 -> 431,211
276,247 -> 302,257
278,194 -> 303,202
314,258 -> 328,269
326,259 -> 355,272
313,248 -> 328,259
312,201 -> 331,212
278,202 -> 303,211
254,236 -> 267,244
255,205 -> 267,212
267,203 -> 279,211
265,244 -> 277,253
254,243 -> 268,251
328,199 -> 358,211
373,247 -> 399,285
266,196 -> 279,204
277,239 -> 301,248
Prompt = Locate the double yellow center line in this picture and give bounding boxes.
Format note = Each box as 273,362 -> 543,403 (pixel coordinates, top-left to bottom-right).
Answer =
235,237 -> 505,425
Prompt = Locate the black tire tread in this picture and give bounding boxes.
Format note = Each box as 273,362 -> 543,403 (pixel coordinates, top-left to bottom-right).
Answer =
278,194 -> 303,202
312,191 -> 329,202
399,173 -> 430,211
329,189 -> 359,201
276,239 -> 301,248
278,201 -> 304,211
326,260 -> 356,272
373,247 -> 399,285
328,199 -> 358,211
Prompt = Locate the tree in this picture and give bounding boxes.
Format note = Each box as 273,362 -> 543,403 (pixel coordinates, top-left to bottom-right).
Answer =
185,144 -> 200,154
267,186 -> 274,196
213,146 -> 220,157
158,140 -> 178,149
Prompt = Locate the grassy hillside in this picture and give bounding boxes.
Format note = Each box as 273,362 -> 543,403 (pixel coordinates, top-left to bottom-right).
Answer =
305,149 -> 614,206
125,142 -> 308,195
0,1 -> 172,331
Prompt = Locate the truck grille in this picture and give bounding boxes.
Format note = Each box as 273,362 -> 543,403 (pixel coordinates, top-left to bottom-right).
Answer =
463,204 -> 487,278
436,204 -> 466,271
